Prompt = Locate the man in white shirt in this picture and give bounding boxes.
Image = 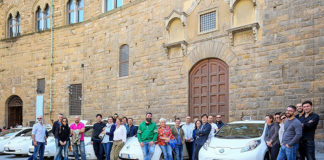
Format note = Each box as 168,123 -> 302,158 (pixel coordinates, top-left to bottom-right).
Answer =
208,116 -> 218,139
181,116 -> 195,160
29,115 -> 47,160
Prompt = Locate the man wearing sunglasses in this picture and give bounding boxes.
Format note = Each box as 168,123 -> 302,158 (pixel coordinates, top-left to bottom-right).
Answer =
29,115 -> 47,160
277,105 -> 302,160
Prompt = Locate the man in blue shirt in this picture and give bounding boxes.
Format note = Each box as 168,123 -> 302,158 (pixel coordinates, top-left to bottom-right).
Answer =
29,115 -> 47,160
127,118 -> 138,137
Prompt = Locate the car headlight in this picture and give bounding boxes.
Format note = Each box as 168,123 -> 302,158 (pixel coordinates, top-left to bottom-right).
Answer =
202,139 -> 211,150
240,139 -> 261,152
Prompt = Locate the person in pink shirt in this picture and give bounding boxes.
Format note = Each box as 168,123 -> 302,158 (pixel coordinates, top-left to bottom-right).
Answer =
70,116 -> 86,160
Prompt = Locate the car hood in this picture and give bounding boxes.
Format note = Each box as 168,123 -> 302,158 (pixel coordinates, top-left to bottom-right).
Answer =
209,137 -> 261,149
6,137 -> 32,147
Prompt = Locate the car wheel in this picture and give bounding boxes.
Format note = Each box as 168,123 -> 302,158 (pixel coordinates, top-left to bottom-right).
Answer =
264,151 -> 270,160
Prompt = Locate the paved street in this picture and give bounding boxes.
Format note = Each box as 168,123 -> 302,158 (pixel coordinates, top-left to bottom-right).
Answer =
0,155 -> 29,160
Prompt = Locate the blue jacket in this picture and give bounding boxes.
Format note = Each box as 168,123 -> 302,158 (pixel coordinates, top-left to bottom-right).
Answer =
195,123 -> 211,145
105,124 -> 116,142
127,125 -> 138,137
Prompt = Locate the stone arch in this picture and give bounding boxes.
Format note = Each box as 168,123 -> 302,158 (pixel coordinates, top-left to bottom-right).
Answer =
32,0 -> 51,13
6,95 -> 23,128
181,40 -> 237,74
5,6 -> 19,18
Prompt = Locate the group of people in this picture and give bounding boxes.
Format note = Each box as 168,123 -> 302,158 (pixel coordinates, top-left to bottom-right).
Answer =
156,114 -> 225,160
264,100 -> 319,160
27,100 -> 319,160
28,111 -> 225,160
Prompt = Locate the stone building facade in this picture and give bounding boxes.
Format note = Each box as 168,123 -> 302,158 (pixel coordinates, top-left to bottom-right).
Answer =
0,0 -> 323,149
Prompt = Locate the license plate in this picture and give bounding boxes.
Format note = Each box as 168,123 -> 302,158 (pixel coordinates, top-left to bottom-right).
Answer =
121,153 -> 130,158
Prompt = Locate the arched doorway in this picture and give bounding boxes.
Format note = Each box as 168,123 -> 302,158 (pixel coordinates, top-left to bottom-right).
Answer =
189,58 -> 229,122
6,96 -> 23,127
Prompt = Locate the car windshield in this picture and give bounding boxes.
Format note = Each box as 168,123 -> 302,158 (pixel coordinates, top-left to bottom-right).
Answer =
216,123 -> 264,139
0,129 -> 22,136
16,128 -> 33,136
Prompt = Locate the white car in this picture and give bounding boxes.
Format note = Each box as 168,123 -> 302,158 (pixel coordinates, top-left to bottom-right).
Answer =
119,122 -> 189,160
199,120 -> 269,160
68,125 -> 96,160
0,128 -> 25,153
3,127 -> 33,155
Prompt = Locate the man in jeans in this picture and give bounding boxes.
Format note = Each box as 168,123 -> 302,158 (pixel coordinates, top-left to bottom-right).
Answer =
70,116 -> 86,160
182,116 -> 195,160
91,114 -> 106,160
298,101 -> 319,160
30,115 -> 47,160
277,105 -> 302,160
52,113 -> 63,160
137,112 -> 158,160
172,118 -> 185,160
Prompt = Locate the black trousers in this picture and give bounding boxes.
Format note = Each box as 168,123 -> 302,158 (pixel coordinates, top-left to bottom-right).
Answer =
93,139 -> 104,160
193,143 -> 203,160
185,142 -> 193,160
268,142 -> 280,160
299,139 -> 316,160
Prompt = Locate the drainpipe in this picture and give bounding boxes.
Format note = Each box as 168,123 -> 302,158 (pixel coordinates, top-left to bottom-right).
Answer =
49,0 -> 54,122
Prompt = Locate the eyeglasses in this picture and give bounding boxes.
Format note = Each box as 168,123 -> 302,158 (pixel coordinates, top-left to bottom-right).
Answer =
281,117 -> 286,120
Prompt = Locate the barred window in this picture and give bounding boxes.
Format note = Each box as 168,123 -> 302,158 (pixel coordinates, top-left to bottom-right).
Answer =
200,11 -> 216,33
69,84 -> 82,115
119,45 -> 129,77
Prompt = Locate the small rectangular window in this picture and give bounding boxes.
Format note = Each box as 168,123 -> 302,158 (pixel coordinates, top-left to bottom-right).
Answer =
200,11 -> 216,33
69,84 -> 82,115
37,78 -> 45,94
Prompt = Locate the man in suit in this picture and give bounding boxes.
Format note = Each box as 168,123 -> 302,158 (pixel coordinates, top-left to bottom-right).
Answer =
193,114 -> 211,160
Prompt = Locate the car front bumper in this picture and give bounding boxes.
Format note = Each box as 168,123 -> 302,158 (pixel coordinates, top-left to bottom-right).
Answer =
199,146 -> 265,160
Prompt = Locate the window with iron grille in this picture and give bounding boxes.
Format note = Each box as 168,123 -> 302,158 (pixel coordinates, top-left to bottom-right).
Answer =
37,78 -> 45,94
200,11 -> 216,33
119,45 -> 129,77
69,84 -> 82,115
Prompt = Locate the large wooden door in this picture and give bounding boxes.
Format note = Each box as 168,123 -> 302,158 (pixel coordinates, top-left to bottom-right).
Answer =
7,96 -> 23,127
189,59 -> 229,122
